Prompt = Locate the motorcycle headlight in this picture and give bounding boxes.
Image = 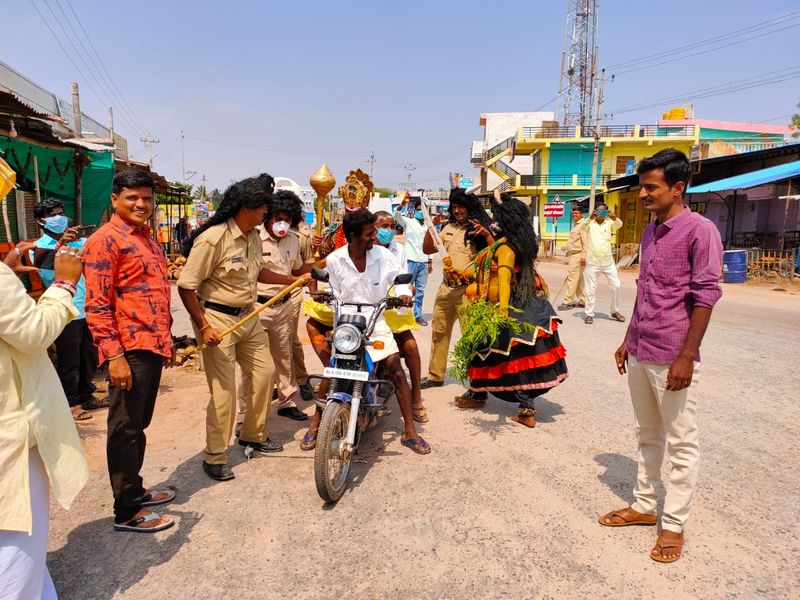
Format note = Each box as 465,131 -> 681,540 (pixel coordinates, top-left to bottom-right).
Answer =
333,324 -> 361,354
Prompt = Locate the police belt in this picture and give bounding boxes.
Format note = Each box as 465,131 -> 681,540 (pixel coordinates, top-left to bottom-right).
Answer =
202,300 -> 253,317
257,294 -> 290,306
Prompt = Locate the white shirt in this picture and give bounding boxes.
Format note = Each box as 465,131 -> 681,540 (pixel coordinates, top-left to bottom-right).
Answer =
325,244 -> 401,361
385,240 -> 412,296
327,244 -> 401,305
581,217 -> 623,267
393,210 -> 427,263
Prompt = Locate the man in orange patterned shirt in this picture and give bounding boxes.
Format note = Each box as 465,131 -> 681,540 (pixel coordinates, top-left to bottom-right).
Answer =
83,170 -> 176,533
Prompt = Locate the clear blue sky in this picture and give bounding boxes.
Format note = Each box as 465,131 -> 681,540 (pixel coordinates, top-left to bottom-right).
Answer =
5,0 -> 799,192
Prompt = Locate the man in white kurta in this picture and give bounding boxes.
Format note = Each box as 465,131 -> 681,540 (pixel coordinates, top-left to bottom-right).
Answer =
301,209 -> 431,455
581,203 -> 626,324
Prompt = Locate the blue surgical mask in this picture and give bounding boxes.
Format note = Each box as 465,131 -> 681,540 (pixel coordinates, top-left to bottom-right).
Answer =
376,228 -> 395,245
414,210 -> 424,221
43,214 -> 69,234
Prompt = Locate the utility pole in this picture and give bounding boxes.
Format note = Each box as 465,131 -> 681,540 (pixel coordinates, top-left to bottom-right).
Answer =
180,130 -> 196,185
402,164 -> 416,190
366,151 -> 376,179
140,137 -> 160,169
587,69 -> 606,216
108,107 -> 115,145
71,83 -> 83,225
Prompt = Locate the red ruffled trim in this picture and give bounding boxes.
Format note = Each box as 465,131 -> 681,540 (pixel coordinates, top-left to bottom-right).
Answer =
468,345 -> 567,380
334,227 -> 346,250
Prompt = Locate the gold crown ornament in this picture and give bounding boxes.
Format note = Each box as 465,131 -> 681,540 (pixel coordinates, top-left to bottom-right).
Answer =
339,168 -> 373,211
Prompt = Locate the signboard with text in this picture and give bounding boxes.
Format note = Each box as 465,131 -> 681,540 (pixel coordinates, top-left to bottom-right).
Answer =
543,201 -> 565,219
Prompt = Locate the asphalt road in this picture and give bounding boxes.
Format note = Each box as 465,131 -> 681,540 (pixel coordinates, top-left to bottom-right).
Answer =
47,257 -> 800,599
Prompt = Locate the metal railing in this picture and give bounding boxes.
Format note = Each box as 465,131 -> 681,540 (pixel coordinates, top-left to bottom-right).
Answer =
518,173 -> 611,187
744,248 -> 797,279
492,160 -> 520,179
519,124 -> 697,140
471,152 -> 485,164
485,135 -> 515,161
639,125 -> 696,137
520,125 -> 576,139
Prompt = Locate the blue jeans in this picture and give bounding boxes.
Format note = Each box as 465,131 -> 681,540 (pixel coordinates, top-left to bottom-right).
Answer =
408,260 -> 429,320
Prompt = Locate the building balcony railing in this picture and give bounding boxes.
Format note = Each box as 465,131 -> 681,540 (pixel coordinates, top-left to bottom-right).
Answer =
517,173 -> 612,188
471,152 -> 484,165
518,124 -> 697,141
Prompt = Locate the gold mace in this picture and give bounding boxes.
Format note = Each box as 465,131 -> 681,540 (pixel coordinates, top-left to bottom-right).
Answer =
310,164 -> 335,257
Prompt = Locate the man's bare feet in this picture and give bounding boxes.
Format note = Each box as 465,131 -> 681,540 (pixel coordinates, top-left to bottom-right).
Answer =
651,530 -> 684,563
454,392 -> 486,409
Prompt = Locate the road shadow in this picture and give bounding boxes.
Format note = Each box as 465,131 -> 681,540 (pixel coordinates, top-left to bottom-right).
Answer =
463,395 -> 565,440
594,452 -> 638,505
148,450 -> 240,509
49,508 -> 200,600
320,401 -> 407,508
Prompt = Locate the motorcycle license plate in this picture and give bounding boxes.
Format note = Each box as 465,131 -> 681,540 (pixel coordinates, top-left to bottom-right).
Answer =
323,367 -> 369,382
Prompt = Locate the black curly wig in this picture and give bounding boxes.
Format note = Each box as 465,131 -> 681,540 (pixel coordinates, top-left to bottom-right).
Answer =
490,193 -> 539,307
182,173 -> 275,256
448,187 -> 493,252
267,189 -> 303,228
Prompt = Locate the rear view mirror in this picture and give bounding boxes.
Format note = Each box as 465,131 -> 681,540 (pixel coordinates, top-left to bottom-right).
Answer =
311,267 -> 330,283
394,273 -> 413,285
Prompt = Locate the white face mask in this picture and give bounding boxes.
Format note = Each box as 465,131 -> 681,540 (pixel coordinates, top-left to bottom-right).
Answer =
271,220 -> 290,237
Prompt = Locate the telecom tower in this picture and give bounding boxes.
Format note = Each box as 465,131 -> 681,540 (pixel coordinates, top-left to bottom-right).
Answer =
556,0 -> 599,130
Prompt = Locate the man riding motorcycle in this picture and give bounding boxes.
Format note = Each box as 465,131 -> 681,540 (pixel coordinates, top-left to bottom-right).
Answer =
300,208 -> 431,455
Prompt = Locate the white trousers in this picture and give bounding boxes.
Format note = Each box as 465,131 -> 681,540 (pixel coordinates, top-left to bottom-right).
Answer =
0,449 -> 57,600
583,263 -> 620,318
628,356 -> 701,533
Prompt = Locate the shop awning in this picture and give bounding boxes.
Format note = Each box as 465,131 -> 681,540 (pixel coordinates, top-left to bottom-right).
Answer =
687,160 -> 800,194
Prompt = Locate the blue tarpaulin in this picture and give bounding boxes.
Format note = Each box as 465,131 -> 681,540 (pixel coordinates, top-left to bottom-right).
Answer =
687,160 -> 800,194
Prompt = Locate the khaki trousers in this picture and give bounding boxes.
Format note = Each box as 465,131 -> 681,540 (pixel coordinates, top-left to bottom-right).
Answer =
427,284 -> 466,382
237,299 -> 298,411
627,355 -> 701,533
193,309 -> 274,465
563,252 -> 586,304
290,289 -> 308,385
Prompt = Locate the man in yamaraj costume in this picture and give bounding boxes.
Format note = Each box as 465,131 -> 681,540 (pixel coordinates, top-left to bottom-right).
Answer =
451,192 -> 568,428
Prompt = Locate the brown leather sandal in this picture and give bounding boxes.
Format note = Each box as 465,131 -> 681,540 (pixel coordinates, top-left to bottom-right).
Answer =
598,506 -> 658,527
412,404 -> 429,423
651,531 -> 684,563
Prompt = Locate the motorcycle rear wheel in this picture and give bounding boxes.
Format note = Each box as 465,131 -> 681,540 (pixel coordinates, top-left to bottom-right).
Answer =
314,400 -> 352,503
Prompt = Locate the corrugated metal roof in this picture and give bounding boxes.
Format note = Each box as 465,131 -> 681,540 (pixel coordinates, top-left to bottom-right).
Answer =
687,160 -> 800,193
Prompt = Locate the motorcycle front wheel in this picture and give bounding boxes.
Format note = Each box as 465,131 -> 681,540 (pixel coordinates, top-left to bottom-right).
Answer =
314,400 -> 352,503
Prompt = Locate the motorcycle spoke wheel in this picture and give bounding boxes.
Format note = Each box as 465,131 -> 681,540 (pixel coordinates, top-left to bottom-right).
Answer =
314,401 -> 351,503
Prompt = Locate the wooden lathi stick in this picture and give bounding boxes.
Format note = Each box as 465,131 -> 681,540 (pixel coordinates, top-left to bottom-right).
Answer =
193,278 -> 306,353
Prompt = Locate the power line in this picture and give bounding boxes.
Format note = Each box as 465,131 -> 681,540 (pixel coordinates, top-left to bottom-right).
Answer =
59,0 -> 153,136
606,66 -> 800,116
183,132 -> 368,157
607,11 -> 800,70
30,0 -> 147,139
612,21 -> 800,77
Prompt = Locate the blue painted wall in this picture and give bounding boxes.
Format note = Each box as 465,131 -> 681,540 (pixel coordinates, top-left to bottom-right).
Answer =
548,143 -> 599,175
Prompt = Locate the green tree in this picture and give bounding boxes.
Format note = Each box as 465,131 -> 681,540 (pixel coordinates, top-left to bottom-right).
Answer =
791,103 -> 800,138
373,187 -> 396,197
208,188 -> 223,209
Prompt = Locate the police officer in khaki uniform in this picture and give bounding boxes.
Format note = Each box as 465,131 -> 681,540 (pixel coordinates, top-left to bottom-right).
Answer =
291,225 -> 315,401
558,206 -> 588,310
420,188 -> 492,389
237,190 -> 312,421
177,175 -> 307,482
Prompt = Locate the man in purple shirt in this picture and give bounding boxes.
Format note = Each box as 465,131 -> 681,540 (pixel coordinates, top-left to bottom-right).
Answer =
598,148 -> 722,564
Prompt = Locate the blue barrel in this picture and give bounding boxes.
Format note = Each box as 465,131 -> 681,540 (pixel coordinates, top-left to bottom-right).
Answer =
722,250 -> 747,283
